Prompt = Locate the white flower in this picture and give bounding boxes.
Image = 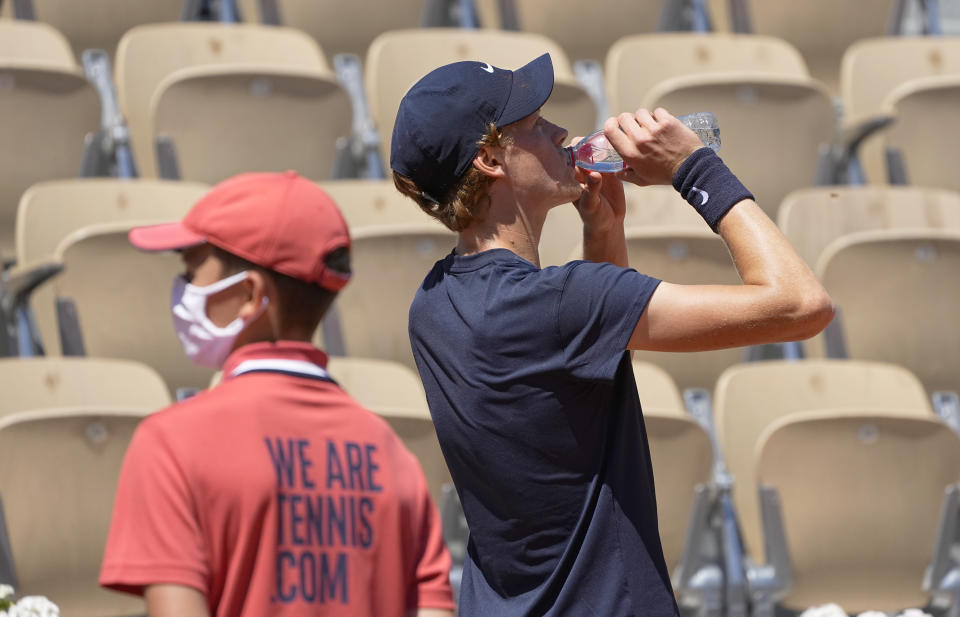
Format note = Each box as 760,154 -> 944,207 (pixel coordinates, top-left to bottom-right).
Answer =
801,604 -> 849,617
857,611 -> 888,617
0,587 -> 12,601
7,597 -> 59,617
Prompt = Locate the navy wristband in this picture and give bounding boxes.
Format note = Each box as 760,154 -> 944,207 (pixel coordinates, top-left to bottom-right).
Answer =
672,147 -> 754,232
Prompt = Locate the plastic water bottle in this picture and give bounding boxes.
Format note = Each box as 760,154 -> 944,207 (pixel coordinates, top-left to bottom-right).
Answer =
567,112 -> 721,173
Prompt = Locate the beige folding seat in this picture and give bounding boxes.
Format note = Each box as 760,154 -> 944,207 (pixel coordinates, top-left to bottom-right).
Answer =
116,23 -> 349,180
15,179 -> 207,355
318,179 -> 436,230
0,357 -> 171,418
778,185 -> 960,268
607,34 -> 834,218
19,0 -> 183,60
327,356 -> 450,502
841,37 -> 960,184
632,360 -> 712,573
0,407 -> 150,617
0,21 -> 99,261
714,359 -> 933,561
756,409 -> 960,612
816,229 -> 960,394
336,224 -> 456,370
882,74 -> 960,192
238,0 -> 425,59
742,0 -> 898,93
52,220 -> 216,395
366,28 -> 597,167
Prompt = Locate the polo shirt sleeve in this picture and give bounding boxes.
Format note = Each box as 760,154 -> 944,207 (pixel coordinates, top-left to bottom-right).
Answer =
406,465 -> 455,612
99,415 -> 209,596
557,261 -> 661,382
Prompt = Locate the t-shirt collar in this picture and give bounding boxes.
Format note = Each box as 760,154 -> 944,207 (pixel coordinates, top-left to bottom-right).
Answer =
447,248 -> 538,273
221,341 -> 329,381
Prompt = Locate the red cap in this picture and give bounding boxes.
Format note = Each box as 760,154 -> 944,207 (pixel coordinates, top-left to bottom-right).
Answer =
129,171 -> 351,291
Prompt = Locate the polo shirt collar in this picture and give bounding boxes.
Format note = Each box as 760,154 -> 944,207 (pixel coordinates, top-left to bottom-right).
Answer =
222,341 -> 330,382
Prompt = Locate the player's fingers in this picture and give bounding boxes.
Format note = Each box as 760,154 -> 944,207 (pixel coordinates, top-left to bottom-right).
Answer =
635,108 -> 659,131
605,115 -> 639,157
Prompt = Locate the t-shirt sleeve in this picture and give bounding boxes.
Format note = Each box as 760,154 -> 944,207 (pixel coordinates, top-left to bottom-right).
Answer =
557,261 -> 661,382
405,462 -> 455,612
99,416 -> 209,596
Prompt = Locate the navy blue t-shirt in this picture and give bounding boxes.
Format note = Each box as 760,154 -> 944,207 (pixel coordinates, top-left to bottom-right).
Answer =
409,248 -> 678,617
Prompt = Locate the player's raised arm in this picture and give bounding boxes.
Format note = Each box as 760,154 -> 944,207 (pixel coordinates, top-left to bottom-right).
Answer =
604,107 -> 835,352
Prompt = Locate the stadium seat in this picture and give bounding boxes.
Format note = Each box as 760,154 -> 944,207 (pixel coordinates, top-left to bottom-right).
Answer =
741,0 -> 899,93
238,0 -> 425,59
366,28 -> 597,168
116,23 -> 349,180
882,74 -> 960,192
327,356 -> 451,503
0,21 -> 99,262
318,179 -> 440,230
52,220 -> 216,395
0,357 -> 170,418
841,37 -> 960,184
714,359 -> 933,561
632,360 -> 687,415
756,410 -> 960,612
816,229 -> 960,394
778,185 -> 960,268
606,34 -> 835,218
13,0 -> 183,61
335,224 -> 456,370
15,179 -> 206,355
0,407 -> 150,617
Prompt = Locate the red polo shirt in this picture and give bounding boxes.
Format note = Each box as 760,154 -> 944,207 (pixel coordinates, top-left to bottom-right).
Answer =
100,341 -> 454,616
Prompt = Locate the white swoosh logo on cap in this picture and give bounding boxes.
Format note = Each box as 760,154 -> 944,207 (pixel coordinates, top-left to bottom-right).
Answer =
480,62 -> 494,73
691,187 -> 709,205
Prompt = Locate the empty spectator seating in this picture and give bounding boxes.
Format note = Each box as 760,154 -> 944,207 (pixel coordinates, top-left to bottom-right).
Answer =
841,37 -> 960,184
52,220 -> 216,395
0,407 -> 150,617
0,357 -> 170,418
328,355 -> 451,503
0,21 -> 99,262
335,224 -> 456,370
318,179 -> 438,230
239,0 -> 425,59
606,33 -> 834,218
366,28 -> 597,168
757,410 -> 960,612
116,23 -> 350,181
714,360 -> 933,562
743,0 -> 899,93
15,179 -> 207,355
816,229 -> 960,394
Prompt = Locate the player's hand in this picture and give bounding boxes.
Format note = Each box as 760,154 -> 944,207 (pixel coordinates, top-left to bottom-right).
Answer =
573,164 -> 625,234
604,107 -> 703,186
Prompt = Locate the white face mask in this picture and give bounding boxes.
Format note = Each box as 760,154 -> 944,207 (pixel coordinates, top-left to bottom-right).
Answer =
171,270 -> 268,368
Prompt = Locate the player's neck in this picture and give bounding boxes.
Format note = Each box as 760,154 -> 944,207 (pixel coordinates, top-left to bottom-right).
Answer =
456,194 -> 546,267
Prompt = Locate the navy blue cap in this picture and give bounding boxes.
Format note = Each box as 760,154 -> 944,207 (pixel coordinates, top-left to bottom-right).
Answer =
390,53 -> 555,203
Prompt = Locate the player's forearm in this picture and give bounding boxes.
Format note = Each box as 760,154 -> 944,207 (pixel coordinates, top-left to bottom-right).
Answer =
582,223 -> 628,268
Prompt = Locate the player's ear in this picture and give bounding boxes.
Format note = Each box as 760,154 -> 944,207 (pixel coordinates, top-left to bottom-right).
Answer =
238,270 -> 268,319
473,145 -> 506,179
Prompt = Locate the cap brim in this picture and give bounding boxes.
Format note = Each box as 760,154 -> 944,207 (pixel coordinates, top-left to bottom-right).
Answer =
128,222 -> 206,252
499,53 -> 555,126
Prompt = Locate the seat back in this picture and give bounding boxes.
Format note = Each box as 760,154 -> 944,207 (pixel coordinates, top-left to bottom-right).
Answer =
0,21 -> 99,261
622,227 -> 745,391
778,185 -> 960,267
150,64 -> 350,182
757,410 -> 960,612
116,23 -> 332,177
632,360 -> 686,416
16,179 -> 206,355
606,33 -> 809,116
0,407 -> 150,617
0,357 -> 170,418
744,0 -> 897,93
715,359 -> 933,560
319,179 -> 428,230
841,37 -> 960,184
336,224 -> 456,370
816,229 -> 960,393
884,74 -> 960,192
26,0 -> 184,60
366,28 -> 596,166
240,0 -> 426,58
53,221 -> 216,395
327,356 -> 450,502
643,73 -> 835,219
